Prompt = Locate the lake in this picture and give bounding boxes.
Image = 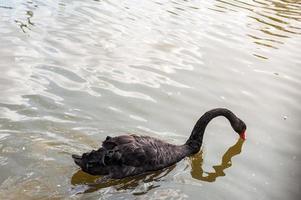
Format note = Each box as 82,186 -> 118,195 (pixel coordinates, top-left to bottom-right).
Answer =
0,0 -> 300,199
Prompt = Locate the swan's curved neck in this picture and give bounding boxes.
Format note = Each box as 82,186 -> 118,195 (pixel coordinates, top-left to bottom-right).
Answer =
185,108 -> 239,154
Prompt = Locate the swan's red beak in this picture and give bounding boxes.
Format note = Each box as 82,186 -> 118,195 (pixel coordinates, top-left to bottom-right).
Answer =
239,130 -> 246,140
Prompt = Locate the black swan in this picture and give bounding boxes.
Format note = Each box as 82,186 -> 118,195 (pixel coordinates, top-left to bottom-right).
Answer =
72,108 -> 246,179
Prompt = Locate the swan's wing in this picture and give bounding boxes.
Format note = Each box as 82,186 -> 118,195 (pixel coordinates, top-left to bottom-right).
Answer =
102,135 -> 158,167
102,135 -> 136,150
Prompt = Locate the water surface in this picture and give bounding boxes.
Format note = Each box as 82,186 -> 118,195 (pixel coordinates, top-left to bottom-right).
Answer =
0,0 -> 300,199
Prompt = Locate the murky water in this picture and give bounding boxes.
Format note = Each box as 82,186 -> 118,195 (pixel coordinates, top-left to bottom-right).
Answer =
0,0 -> 300,199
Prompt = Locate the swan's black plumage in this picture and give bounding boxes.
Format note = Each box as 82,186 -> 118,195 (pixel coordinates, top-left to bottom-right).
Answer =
72,108 -> 246,179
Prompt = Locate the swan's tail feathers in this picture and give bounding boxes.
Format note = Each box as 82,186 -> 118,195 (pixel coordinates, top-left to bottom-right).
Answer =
72,148 -> 110,176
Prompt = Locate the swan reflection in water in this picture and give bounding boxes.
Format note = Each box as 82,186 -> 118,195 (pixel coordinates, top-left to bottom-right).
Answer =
70,138 -> 244,194
190,138 -> 244,182
70,164 -> 176,195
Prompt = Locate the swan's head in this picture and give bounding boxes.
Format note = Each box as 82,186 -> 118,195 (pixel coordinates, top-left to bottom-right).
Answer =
232,119 -> 247,140
72,149 -> 107,175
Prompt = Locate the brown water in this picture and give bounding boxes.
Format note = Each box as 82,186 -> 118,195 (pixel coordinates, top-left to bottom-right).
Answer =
0,0 -> 301,199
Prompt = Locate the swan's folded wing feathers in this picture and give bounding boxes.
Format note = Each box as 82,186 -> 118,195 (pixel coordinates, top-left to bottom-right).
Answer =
104,147 -> 154,168
121,146 -> 147,167
102,135 -> 135,150
102,144 -> 147,167
101,135 -> 159,168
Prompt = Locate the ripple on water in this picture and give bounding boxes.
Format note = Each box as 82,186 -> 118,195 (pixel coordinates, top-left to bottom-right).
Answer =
0,0 -> 301,199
